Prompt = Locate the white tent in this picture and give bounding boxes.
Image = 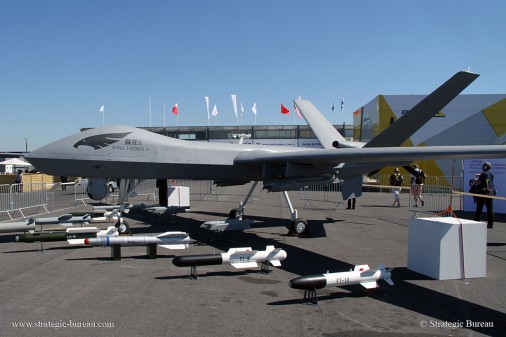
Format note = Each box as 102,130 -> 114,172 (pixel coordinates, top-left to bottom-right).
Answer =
0,158 -> 31,166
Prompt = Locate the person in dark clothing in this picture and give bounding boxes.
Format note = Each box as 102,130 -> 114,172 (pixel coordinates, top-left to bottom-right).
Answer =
472,162 -> 495,228
156,179 -> 168,207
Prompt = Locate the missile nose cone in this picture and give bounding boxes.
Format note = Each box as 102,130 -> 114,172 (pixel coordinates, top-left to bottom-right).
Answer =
289,275 -> 327,290
15,236 -> 19,242
172,256 -> 186,267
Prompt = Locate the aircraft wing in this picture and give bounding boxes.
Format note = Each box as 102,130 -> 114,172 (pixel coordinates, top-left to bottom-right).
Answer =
235,145 -> 506,166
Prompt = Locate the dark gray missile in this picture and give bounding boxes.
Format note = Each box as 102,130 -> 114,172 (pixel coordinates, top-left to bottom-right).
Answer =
172,254 -> 223,267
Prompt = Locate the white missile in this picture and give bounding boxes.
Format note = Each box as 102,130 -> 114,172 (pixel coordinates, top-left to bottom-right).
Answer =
0,218 -> 36,233
84,231 -> 190,249
34,214 -> 92,227
173,245 -> 287,277
289,264 -> 394,304
66,226 -> 119,245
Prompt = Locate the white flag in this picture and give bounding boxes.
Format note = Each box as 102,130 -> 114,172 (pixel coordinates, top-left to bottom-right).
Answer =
205,96 -> 210,119
231,94 -> 238,118
240,102 -> 244,116
212,104 -> 218,117
251,102 -> 257,115
99,105 -> 104,113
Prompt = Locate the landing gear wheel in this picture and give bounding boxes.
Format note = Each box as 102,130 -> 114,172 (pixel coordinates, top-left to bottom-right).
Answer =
115,219 -> 131,235
228,208 -> 241,220
292,218 -> 308,235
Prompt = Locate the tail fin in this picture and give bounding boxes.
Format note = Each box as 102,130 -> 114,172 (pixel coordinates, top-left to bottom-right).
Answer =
379,264 -> 394,286
364,71 -> 479,148
294,99 -> 361,149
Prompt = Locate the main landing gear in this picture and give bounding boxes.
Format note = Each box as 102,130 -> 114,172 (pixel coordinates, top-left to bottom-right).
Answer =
227,182 -> 309,236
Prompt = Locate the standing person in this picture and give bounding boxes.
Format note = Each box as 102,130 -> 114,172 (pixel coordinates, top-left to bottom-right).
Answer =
390,168 -> 404,207
473,162 -> 495,229
15,170 -> 23,184
410,164 -> 426,207
14,170 -> 23,193
60,176 -> 68,191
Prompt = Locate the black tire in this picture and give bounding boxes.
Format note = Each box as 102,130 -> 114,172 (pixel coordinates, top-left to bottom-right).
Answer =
115,220 -> 131,235
293,218 -> 308,235
228,208 -> 241,219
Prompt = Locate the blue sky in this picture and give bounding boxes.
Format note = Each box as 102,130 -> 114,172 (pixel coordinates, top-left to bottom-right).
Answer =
1,0 -> 505,150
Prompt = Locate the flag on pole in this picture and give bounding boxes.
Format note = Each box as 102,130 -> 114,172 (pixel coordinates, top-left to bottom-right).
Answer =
205,96 -> 210,119
294,103 -> 302,119
332,102 -> 335,112
340,95 -> 344,112
99,105 -> 105,113
251,102 -> 257,115
240,102 -> 244,116
231,94 -> 238,119
212,104 -> 218,116
172,104 -> 178,115
281,103 -> 290,115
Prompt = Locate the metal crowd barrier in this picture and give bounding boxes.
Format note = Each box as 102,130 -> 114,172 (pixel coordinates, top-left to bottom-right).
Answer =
211,181 -> 263,201
408,185 -> 455,217
299,182 -> 344,210
74,178 -> 89,206
169,179 -> 212,200
0,183 -> 49,220
370,174 -> 464,192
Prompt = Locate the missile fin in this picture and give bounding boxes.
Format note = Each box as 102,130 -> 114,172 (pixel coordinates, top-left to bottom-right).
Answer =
265,245 -> 275,251
360,281 -> 378,289
228,247 -> 253,254
354,264 -> 370,272
67,239 -> 85,245
230,262 -> 258,269
270,260 -> 282,267
159,244 -> 188,250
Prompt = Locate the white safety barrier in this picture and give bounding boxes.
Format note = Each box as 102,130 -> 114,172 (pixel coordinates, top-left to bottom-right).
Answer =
370,174 -> 464,192
6,183 -> 49,219
0,184 -> 11,220
74,178 -> 90,206
169,179 -> 212,200
408,185 -> 456,217
299,182 -> 344,210
211,182 -> 263,201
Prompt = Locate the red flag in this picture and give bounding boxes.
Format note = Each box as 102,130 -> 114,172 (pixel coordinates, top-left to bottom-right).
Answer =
172,104 -> 178,115
281,103 -> 290,115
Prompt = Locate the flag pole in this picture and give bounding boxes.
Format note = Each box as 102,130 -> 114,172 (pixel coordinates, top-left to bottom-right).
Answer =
149,96 -> 152,128
163,103 -> 166,128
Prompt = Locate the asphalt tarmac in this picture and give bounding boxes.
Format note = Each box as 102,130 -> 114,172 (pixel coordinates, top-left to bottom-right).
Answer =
0,187 -> 505,337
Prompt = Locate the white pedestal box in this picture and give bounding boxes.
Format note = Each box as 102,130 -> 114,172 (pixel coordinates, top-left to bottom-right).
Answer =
407,217 -> 487,280
167,186 -> 190,208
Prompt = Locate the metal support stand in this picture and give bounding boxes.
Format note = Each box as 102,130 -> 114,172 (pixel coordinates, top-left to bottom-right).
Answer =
261,261 -> 272,274
189,265 -> 198,279
111,245 -> 121,260
303,289 -> 318,305
146,244 -> 157,259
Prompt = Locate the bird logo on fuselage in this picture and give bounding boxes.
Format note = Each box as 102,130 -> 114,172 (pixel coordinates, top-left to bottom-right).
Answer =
73,132 -> 132,149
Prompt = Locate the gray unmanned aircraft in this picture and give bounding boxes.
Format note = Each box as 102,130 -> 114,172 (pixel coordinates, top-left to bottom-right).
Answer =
25,71 -> 505,235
